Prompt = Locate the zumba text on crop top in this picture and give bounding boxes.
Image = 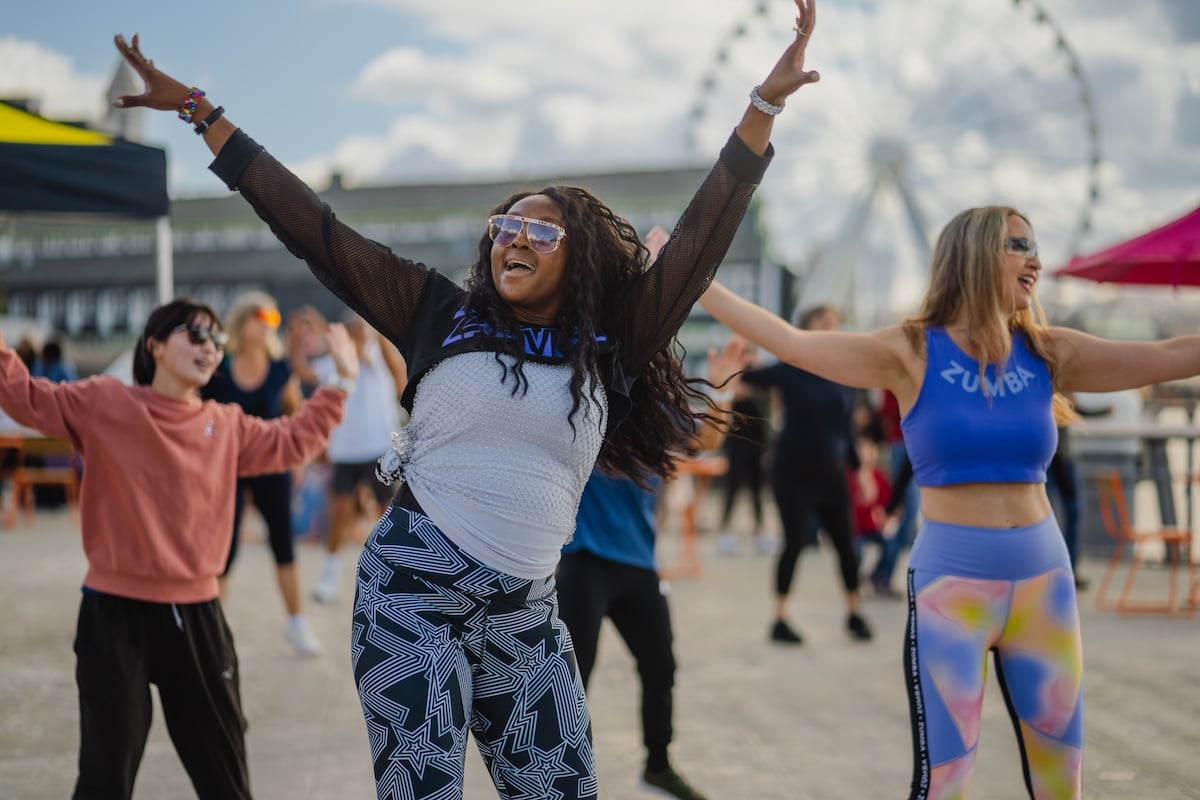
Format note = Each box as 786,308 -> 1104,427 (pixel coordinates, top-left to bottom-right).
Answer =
900,327 -> 1057,487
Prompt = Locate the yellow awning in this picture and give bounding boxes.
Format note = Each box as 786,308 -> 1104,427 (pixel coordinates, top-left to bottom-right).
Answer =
0,102 -> 111,146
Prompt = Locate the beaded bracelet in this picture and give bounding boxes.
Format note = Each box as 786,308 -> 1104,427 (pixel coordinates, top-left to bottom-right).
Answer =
177,88 -> 205,122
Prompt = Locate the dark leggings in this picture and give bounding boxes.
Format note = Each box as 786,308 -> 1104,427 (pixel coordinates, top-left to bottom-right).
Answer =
720,443 -> 765,529
772,466 -> 859,596
225,471 -> 294,574
556,550 -> 675,769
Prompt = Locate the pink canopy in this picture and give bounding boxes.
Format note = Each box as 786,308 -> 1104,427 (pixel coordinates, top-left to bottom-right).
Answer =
1057,205 -> 1200,285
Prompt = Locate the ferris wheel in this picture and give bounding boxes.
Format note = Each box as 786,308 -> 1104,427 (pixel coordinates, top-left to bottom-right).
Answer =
687,0 -> 1102,326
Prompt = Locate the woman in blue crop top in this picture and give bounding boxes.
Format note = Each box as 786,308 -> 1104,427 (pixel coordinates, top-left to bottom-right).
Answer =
114,7 -> 820,798
701,205 -> 1200,799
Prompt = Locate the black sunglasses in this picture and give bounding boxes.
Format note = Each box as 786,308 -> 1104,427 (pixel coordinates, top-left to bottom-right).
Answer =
172,324 -> 229,349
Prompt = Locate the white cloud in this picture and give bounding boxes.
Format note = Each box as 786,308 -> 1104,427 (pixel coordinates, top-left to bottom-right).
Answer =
0,36 -> 108,121
350,47 -> 529,104
289,110 -> 527,186
305,0 -> 1200,321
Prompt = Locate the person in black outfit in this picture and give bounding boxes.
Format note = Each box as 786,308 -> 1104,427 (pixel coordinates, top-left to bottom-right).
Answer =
742,305 -> 872,644
717,345 -> 772,555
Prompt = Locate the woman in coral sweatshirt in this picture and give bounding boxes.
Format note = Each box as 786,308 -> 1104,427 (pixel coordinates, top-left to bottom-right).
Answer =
0,298 -> 357,800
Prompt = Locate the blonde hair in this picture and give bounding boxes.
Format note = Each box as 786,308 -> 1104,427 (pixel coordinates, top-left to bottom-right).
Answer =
224,290 -> 284,359
903,206 -> 1073,422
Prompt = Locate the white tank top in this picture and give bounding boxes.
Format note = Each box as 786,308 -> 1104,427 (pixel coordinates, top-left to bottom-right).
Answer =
314,340 -> 402,463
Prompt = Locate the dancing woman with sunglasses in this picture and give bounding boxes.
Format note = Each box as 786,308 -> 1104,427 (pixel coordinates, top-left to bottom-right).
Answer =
112,3 -> 818,798
699,208 -> 1200,799
202,290 -> 323,657
0,299 -> 358,800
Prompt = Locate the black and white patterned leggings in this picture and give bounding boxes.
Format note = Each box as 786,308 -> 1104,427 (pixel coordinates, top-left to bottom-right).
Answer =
351,495 -> 597,800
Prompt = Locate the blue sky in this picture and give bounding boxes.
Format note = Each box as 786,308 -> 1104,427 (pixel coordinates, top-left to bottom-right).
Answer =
3,0 -> 1199,291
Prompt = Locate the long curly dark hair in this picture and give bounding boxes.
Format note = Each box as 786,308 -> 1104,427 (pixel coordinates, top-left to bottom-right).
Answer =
462,186 -> 723,483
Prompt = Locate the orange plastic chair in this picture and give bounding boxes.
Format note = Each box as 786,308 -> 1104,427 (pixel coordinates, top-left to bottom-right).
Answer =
660,455 -> 728,579
11,436 -> 80,526
0,433 -> 25,528
1093,470 -> 1195,616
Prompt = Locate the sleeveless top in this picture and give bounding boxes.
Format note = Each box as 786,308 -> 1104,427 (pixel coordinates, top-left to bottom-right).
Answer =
202,357 -> 291,420
901,327 -> 1057,487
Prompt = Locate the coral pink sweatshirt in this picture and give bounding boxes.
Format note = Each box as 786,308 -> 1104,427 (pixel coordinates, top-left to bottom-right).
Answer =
0,348 -> 345,603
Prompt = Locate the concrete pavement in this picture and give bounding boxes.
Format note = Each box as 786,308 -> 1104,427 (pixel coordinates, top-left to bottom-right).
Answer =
1,511 -> 1198,799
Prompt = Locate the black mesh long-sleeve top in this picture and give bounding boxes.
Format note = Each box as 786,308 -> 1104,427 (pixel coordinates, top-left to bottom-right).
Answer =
208,128 -> 771,578
209,129 -> 770,405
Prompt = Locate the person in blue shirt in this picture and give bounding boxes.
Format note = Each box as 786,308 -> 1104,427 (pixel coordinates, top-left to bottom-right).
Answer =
32,339 -> 78,383
557,340 -> 741,800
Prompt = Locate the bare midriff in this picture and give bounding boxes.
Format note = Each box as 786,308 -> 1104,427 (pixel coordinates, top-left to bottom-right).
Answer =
919,482 -> 1054,529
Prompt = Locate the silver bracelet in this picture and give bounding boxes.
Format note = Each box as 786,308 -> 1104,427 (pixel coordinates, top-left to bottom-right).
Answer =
749,85 -> 785,116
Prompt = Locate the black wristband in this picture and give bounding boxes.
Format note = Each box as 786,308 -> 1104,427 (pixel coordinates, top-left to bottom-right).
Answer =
193,105 -> 225,135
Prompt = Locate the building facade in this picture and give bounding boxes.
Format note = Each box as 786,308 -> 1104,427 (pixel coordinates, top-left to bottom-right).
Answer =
1,164 -> 786,368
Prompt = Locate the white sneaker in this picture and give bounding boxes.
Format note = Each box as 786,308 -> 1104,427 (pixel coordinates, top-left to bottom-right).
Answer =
312,575 -> 337,604
755,532 -> 779,556
312,564 -> 339,604
717,531 -> 739,555
285,617 -> 322,657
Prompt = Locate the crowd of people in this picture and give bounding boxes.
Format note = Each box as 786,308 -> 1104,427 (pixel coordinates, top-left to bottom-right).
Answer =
4,3 -> 1199,798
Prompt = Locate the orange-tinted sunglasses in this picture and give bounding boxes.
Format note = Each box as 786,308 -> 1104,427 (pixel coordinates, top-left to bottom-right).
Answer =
255,307 -> 282,329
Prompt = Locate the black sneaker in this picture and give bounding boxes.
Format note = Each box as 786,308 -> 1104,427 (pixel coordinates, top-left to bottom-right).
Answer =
642,765 -> 709,800
770,619 -> 803,645
872,577 -> 904,600
846,612 -> 873,641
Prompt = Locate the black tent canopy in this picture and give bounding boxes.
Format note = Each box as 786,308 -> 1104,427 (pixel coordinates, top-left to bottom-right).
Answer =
0,100 -> 173,300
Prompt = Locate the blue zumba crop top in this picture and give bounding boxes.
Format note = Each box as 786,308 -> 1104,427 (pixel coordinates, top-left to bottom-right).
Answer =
901,327 -> 1057,486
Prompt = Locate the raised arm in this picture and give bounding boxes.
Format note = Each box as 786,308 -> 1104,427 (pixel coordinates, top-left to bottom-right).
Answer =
0,334 -> 92,447
618,0 -> 820,372
377,332 -> 409,398
1051,327 -> 1200,393
700,281 -> 912,396
113,35 -> 430,351
235,324 -> 358,474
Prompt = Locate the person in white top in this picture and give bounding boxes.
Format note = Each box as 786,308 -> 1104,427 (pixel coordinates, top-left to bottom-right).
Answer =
311,313 -> 407,602
1073,389 -> 1145,457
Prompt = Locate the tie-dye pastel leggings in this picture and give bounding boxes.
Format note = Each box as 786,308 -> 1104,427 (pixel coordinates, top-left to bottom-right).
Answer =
904,515 -> 1083,800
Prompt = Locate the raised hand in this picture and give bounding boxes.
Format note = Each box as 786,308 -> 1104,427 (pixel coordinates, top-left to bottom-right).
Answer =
758,0 -> 820,105
112,34 -> 194,111
325,323 -> 360,381
643,225 -> 672,263
707,336 -> 749,391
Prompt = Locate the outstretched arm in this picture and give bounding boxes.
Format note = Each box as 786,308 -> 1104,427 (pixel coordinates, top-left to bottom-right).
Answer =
236,324 -> 359,475
620,0 -> 820,372
377,331 -> 409,398
0,333 -> 92,447
1052,327 -> 1200,393
699,281 -> 911,395
689,337 -> 749,453
113,35 -> 431,351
